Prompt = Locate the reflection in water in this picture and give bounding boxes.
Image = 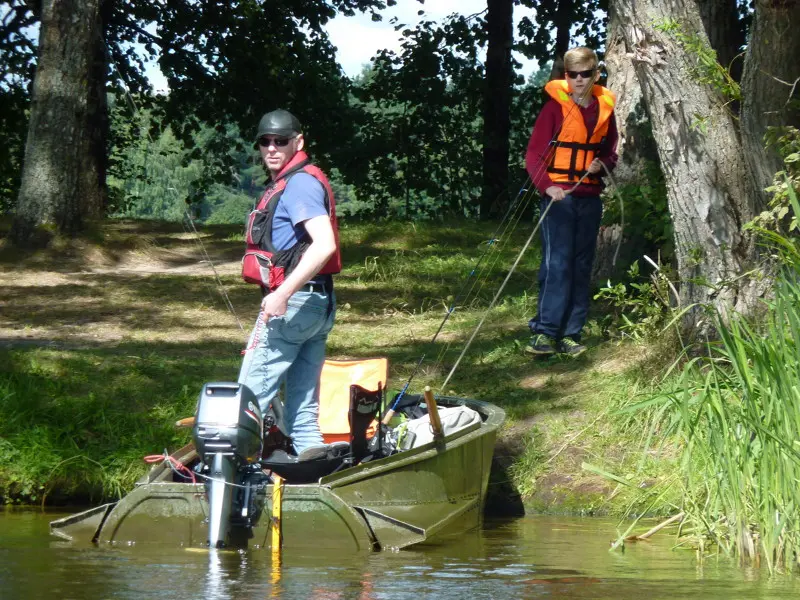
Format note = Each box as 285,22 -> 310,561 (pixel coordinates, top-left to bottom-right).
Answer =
1,510 -> 798,600
205,550 -> 231,600
269,553 -> 281,599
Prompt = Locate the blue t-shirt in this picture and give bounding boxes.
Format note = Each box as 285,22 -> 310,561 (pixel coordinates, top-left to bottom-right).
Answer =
271,173 -> 327,250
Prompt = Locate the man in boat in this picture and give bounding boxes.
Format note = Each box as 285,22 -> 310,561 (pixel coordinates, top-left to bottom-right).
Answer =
524,47 -> 618,358
239,108 -> 341,454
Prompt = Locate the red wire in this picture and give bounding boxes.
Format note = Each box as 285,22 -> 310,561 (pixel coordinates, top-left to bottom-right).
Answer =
143,453 -> 197,484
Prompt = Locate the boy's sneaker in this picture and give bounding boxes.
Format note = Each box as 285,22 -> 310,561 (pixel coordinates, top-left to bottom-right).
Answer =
558,337 -> 586,357
525,334 -> 557,356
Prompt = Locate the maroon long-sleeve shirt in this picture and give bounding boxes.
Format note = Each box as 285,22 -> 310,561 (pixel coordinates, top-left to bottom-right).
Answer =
525,97 -> 619,197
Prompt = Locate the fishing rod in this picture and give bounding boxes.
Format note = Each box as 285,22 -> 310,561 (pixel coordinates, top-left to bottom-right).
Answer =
440,170 -> 593,392
103,36 -> 245,334
436,80 -> 624,392
382,182 -> 539,422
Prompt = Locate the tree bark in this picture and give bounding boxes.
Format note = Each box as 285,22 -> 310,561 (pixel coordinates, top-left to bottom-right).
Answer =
614,0 -> 761,318
740,0 -> 800,205
481,0 -> 514,219
594,7 -> 651,284
12,0 -> 105,244
604,9 -> 655,187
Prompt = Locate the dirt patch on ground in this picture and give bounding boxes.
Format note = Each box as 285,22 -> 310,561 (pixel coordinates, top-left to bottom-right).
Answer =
0,222 -> 248,349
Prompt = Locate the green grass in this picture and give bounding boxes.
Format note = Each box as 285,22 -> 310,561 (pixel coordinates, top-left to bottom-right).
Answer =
0,216 -> 683,514
630,273 -> 800,572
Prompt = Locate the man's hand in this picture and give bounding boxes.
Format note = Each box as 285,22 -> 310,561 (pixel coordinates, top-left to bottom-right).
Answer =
545,186 -> 567,201
587,158 -> 604,174
261,289 -> 290,321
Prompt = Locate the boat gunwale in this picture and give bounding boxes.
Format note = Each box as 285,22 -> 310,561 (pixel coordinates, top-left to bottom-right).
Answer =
319,396 -> 503,489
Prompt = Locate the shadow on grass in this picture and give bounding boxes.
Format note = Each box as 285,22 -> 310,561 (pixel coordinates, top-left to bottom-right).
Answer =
0,220 -> 246,273
0,217 -> 603,507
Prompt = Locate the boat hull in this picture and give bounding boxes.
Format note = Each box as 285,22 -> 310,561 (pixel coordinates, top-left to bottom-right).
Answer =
51,397 -> 503,551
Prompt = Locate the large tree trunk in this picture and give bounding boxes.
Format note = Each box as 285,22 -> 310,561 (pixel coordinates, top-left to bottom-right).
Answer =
604,12 -> 653,187
740,0 -> 800,206
481,0 -> 513,219
594,8 -> 651,284
613,0 -> 761,318
12,0 -> 105,244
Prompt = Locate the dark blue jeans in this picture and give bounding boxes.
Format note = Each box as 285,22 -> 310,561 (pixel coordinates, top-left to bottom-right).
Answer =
528,194 -> 603,341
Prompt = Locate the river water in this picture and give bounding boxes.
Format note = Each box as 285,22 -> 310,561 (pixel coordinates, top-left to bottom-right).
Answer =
1,509 -> 796,599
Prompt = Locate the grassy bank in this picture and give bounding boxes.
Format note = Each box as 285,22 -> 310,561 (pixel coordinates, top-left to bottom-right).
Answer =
0,217 -> 678,515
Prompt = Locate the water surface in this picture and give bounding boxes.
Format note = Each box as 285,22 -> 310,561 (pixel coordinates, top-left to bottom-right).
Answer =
1,509 -> 796,599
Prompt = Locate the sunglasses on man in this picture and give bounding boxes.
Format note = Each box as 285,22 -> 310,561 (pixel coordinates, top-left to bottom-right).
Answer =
566,69 -> 596,80
258,136 -> 292,148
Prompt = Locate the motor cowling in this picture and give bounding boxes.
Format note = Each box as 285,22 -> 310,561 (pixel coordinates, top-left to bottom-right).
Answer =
193,382 -> 263,464
192,382 -> 264,548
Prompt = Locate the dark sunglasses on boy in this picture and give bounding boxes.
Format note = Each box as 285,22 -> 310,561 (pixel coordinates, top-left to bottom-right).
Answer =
566,69 -> 595,80
258,136 -> 292,148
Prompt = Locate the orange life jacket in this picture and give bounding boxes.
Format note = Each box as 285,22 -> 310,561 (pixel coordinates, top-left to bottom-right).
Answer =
242,151 -> 341,291
544,80 -> 616,185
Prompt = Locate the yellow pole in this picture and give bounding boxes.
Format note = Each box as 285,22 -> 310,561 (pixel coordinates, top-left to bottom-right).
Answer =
269,474 -> 284,596
270,474 -> 284,552
423,386 -> 444,442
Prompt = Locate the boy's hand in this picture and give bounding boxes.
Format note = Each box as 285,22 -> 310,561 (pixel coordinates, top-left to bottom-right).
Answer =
588,158 -> 603,174
545,186 -> 567,201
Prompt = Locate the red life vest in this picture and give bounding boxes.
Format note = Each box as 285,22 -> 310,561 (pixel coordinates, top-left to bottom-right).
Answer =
242,151 -> 341,291
544,80 -> 616,185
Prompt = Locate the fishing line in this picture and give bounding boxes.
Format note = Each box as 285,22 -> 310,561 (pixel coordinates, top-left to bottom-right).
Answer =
433,80 -> 603,392
398,84 -> 593,399
430,184 -> 539,373
599,161 -> 625,268
387,181 -> 539,414
440,170 -> 593,392
103,35 -> 245,334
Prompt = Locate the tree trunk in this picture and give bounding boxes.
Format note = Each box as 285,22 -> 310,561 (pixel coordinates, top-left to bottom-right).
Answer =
594,7 -> 651,284
614,0 -> 761,318
12,0 -> 104,244
740,0 -> 800,205
481,0 -> 513,219
697,0 -> 746,82
548,0 -> 573,81
604,9 -> 654,187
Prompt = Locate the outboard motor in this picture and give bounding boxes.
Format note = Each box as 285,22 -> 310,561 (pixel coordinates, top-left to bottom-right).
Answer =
192,382 -> 266,548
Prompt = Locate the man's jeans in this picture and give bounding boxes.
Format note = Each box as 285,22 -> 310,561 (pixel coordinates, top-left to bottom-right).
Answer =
529,194 -> 602,341
238,289 -> 335,454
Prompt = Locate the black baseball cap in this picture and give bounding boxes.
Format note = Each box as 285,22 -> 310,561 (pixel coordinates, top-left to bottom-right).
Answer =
256,109 -> 302,140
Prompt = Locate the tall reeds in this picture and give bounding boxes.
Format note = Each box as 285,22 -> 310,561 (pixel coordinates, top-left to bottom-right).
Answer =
656,186 -> 800,571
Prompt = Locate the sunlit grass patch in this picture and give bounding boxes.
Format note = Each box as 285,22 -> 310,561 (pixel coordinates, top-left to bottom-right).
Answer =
0,217 -> 676,516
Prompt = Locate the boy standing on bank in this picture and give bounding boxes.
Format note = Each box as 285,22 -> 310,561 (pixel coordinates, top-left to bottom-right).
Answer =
524,47 -> 618,358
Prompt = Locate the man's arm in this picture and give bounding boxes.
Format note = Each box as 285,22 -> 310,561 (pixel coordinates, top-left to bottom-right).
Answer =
261,215 -> 335,319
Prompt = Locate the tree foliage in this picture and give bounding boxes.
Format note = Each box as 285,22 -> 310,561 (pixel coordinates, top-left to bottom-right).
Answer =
0,0 -> 38,212
345,13 -> 487,217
